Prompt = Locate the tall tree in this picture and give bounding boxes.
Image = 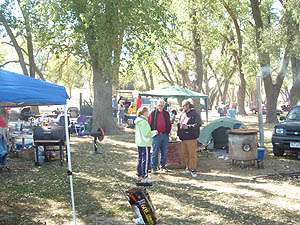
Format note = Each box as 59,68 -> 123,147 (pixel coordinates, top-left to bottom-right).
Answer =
35,0 -> 172,133
250,0 -> 290,123
221,0 -> 247,115
0,0 -> 45,79
286,0 -> 300,105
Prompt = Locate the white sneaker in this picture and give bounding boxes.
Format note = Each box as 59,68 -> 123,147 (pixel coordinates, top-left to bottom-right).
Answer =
183,169 -> 190,175
141,177 -> 152,183
134,217 -> 146,225
191,171 -> 197,178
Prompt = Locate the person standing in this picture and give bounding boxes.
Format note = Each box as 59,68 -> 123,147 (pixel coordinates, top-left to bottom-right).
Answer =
227,103 -> 237,119
117,100 -> 125,126
217,102 -> 226,117
112,95 -> 117,118
148,99 -> 172,173
134,107 -> 157,183
177,99 -> 201,178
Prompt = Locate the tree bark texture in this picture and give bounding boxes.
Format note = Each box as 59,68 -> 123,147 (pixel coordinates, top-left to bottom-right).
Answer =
19,0 -> 36,78
140,65 -> 150,90
92,62 -> 117,134
290,57 -> 300,106
190,1 -> 204,92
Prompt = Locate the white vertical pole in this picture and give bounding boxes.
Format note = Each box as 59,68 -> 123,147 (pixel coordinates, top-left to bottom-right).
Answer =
64,105 -> 77,225
205,98 -> 209,123
256,75 -> 264,147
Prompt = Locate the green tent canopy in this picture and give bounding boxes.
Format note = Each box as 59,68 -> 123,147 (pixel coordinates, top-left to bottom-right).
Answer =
140,86 -> 208,99
198,117 -> 246,149
139,86 -> 209,122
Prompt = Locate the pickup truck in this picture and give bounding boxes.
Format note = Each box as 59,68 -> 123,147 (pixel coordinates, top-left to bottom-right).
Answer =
272,106 -> 300,156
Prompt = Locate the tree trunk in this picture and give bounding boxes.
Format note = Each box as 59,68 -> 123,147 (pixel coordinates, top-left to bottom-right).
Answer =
140,65 -> 150,90
0,12 -> 28,76
203,64 -> 209,96
92,63 -> 117,134
26,31 -> 35,77
192,28 -> 204,93
112,31 -> 124,89
190,1 -> 204,92
19,0 -> 36,78
221,79 -> 230,104
209,88 -> 218,109
222,1 -> 247,114
237,73 -> 247,115
250,0 -> 289,123
290,57 -> 300,106
161,56 -> 174,84
149,68 -> 155,89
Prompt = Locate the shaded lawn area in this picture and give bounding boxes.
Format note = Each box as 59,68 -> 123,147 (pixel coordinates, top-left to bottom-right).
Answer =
1,115 -> 300,225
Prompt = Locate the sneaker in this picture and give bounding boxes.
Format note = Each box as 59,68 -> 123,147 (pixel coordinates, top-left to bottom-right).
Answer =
160,167 -> 169,173
141,177 -> 152,184
191,171 -> 197,178
183,169 -> 190,175
152,168 -> 158,174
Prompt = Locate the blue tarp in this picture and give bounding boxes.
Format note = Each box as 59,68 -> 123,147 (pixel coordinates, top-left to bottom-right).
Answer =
0,69 -> 68,106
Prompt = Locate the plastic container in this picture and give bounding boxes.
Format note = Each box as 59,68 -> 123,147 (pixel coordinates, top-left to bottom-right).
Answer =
257,147 -> 266,161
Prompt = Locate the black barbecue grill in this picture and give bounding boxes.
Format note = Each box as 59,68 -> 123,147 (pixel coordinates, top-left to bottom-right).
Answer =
33,126 -> 66,166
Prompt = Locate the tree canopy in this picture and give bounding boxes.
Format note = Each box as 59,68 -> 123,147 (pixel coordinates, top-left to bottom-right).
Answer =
0,0 -> 299,127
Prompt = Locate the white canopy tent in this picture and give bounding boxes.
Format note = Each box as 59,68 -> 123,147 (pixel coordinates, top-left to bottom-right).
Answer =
0,69 -> 77,224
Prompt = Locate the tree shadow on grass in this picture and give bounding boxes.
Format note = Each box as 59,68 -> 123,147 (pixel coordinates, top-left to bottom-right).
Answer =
117,172 -> 297,225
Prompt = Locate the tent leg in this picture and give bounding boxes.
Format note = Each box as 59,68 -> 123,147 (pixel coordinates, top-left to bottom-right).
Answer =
205,98 -> 209,123
64,106 -> 77,225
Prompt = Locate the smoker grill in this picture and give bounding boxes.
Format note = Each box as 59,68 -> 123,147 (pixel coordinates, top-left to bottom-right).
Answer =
33,126 -> 66,166
33,125 -> 66,141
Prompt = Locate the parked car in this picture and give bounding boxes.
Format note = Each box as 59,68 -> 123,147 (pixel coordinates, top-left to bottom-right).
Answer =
272,105 -> 300,156
250,105 -> 282,115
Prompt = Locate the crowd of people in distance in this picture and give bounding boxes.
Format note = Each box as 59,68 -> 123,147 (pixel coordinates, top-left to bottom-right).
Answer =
217,102 -> 237,119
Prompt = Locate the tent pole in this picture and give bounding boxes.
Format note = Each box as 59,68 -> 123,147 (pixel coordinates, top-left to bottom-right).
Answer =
64,105 -> 77,225
205,98 -> 209,123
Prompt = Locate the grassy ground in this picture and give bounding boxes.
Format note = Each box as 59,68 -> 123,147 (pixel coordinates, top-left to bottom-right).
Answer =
0,114 -> 300,225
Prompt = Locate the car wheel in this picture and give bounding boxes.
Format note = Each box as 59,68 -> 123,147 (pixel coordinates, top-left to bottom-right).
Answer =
273,146 -> 284,156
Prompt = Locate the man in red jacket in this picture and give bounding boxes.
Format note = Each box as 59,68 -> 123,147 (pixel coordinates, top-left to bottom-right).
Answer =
148,99 -> 172,173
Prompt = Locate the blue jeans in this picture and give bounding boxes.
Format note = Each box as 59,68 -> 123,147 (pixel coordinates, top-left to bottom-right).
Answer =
151,133 -> 169,169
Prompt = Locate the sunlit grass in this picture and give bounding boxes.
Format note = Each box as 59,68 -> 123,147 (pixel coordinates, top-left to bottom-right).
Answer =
0,114 -> 299,225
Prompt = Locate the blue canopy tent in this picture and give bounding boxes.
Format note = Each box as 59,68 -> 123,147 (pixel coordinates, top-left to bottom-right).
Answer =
0,69 -> 77,224
0,69 -> 67,106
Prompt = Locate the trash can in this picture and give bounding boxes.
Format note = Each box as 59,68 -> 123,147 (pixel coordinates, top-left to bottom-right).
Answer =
228,129 -> 258,161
